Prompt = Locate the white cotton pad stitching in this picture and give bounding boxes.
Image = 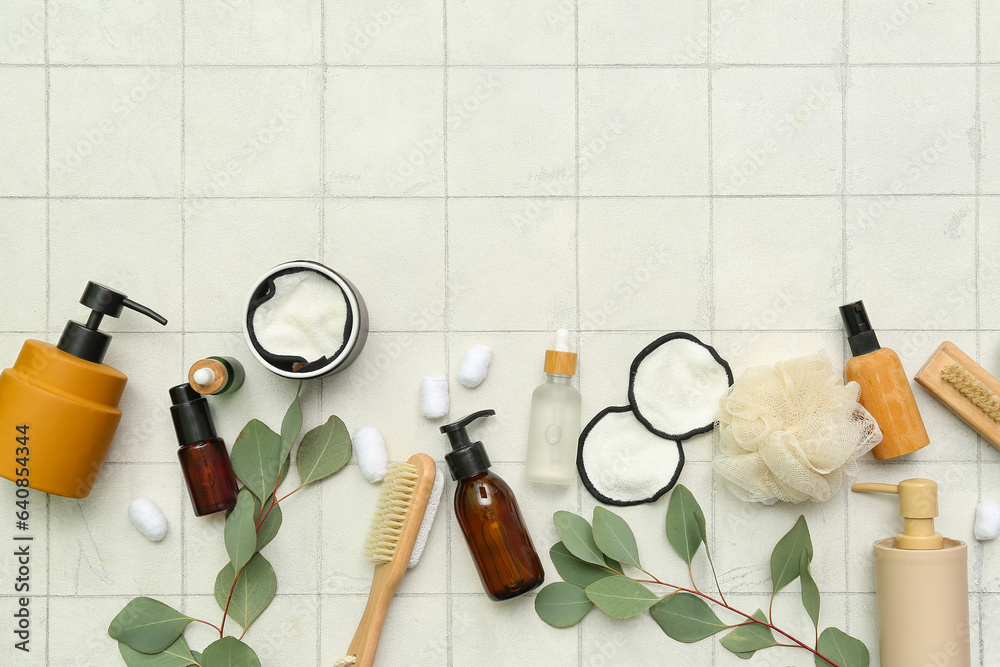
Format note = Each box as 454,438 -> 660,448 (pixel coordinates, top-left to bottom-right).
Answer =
630,335 -> 732,439
578,407 -> 683,505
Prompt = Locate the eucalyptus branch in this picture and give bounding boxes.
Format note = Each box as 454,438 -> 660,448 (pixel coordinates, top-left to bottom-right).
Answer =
635,574 -> 837,667
108,391 -> 354,665
536,488 -> 869,667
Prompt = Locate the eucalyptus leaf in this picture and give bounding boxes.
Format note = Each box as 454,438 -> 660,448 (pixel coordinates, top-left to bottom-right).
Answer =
192,652 -> 201,663
231,420 -> 282,501
200,637 -> 261,667
225,490 -> 257,573
118,636 -> 198,666
550,542 -> 619,588
585,576 -> 660,619
665,485 -> 705,565
816,627 -> 870,667
770,515 -> 813,595
800,551 -> 820,631
535,582 -> 593,628
719,609 -> 777,658
249,491 -> 282,553
278,387 -> 302,467
650,592 -> 728,643
296,416 -> 352,486
213,553 -> 277,632
108,598 -> 194,654
553,511 -> 606,567
592,506 -> 642,570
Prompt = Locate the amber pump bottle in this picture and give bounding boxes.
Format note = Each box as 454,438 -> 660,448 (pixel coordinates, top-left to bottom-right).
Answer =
0,282 -> 167,498
841,300 -> 930,459
169,384 -> 239,516
442,410 -> 544,600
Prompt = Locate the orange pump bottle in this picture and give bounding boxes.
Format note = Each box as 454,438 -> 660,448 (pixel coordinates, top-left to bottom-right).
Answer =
0,282 -> 167,498
442,410 -> 544,600
841,300 -> 930,460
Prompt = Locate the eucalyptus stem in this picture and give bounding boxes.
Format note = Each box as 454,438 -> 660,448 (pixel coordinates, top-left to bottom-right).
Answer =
636,575 -> 838,667
219,569 -> 243,637
192,618 -> 222,634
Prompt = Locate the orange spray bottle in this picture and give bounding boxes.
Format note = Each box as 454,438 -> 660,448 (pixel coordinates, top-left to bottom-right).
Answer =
0,282 -> 167,498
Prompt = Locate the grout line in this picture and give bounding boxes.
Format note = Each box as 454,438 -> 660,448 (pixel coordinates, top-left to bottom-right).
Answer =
179,0 -> 187,604
1,192 -> 991,201
975,6 -> 986,656
706,1 -> 717,661
442,3 -> 452,665
43,0 -> 51,661
841,0 -> 852,629
317,4 -> 327,666
574,2 -> 583,664
4,61 -> 997,69
6,326 -> 1000,336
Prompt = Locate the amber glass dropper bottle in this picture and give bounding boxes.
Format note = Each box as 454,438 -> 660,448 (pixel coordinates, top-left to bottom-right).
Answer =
442,410 -> 544,601
169,384 -> 239,516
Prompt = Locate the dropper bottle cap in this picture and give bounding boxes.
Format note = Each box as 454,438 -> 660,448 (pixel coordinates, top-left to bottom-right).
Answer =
57,282 -> 168,364
544,328 -> 577,376
441,410 -> 495,481
852,478 -> 944,550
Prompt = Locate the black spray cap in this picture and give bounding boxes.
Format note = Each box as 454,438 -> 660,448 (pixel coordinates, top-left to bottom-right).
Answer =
169,383 -> 218,446
57,282 -> 168,364
441,410 -> 495,481
840,300 -> 881,357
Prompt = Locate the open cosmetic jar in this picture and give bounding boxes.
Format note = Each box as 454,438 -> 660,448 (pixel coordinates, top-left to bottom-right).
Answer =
243,260 -> 369,379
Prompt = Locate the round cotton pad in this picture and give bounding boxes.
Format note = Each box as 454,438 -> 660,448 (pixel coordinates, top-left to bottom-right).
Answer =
628,332 -> 733,440
577,406 -> 684,506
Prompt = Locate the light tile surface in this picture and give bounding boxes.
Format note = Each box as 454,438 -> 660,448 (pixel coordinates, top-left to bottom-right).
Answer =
1,2 -> 998,666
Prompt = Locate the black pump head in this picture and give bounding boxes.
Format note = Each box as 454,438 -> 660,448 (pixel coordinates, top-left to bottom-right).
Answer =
840,300 -> 881,357
57,282 -> 168,364
441,410 -> 496,481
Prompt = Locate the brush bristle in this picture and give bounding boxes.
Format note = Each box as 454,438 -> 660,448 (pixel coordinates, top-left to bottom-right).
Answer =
942,363 -> 1000,422
364,461 -> 419,564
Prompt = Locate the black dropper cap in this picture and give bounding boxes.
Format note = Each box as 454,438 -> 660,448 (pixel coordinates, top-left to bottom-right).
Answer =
57,282 -> 168,364
169,384 -> 218,446
840,300 -> 881,357
441,410 -> 495,481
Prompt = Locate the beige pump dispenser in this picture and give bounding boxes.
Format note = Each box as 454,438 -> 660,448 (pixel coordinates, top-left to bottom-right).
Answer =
852,479 -> 970,667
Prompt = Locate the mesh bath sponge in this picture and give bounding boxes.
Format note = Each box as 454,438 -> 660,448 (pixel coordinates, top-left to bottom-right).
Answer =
713,351 -> 882,504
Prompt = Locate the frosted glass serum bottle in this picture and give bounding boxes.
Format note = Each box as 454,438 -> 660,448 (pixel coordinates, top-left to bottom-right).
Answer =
526,329 -> 581,484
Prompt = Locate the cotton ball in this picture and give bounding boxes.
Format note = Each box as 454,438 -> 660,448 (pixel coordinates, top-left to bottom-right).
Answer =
975,500 -> 1000,541
421,376 -> 449,419
458,345 -> 492,388
128,498 -> 168,542
354,426 -> 389,483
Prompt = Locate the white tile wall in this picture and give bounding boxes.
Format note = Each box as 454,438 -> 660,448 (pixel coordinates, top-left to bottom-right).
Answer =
0,1 -> 998,665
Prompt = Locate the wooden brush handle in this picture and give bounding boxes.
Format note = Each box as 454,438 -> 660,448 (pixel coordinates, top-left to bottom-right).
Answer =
346,453 -> 435,667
